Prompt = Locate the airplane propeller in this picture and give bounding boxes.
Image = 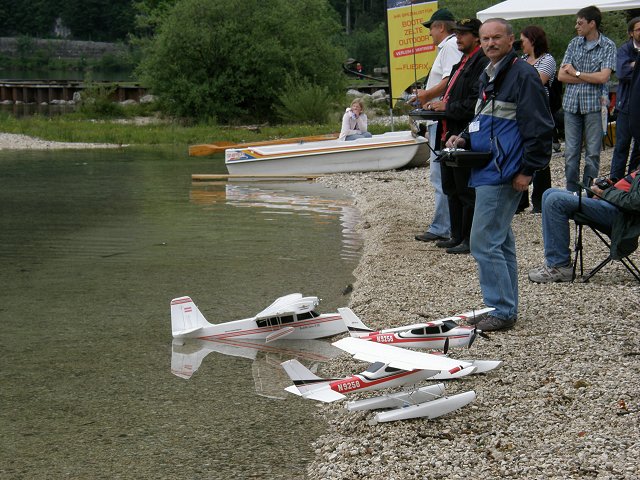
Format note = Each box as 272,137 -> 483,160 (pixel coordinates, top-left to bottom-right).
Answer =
443,337 -> 450,354
468,328 -> 477,349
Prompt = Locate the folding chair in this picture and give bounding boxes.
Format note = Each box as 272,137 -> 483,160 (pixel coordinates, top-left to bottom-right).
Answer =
572,187 -> 640,283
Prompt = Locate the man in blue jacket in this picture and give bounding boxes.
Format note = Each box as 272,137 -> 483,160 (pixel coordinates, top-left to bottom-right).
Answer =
610,17 -> 640,180
445,18 -> 554,331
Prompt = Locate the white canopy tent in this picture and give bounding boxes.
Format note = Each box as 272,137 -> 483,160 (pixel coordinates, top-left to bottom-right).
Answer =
477,0 -> 640,21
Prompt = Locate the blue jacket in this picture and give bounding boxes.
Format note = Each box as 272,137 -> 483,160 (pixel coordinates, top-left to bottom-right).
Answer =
465,51 -> 554,187
615,39 -> 639,113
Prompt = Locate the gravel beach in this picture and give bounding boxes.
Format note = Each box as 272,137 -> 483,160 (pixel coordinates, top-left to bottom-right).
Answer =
0,132 -> 120,150
314,148 -> 639,480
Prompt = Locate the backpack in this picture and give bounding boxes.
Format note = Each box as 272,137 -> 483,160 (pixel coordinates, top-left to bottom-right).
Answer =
548,73 -> 563,114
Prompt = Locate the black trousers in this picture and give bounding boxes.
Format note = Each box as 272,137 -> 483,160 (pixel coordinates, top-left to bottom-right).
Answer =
518,166 -> 551,211
441,162 -> 475,243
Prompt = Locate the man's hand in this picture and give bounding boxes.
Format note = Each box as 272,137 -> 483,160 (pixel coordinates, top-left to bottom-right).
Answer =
425,100 -> 446,112
445,135 -> 466,149
512,173 -> 532,192
590,184 -> 604,199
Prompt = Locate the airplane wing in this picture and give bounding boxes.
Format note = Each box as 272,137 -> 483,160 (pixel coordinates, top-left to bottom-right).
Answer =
255,293 -> 303,317
378,307 -> 496,334
332,337 -> 472,373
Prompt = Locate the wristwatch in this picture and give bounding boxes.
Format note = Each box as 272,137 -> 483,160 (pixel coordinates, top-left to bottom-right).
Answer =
575,71 -> 581,77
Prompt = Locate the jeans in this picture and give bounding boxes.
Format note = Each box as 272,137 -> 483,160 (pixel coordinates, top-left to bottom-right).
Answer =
541,188 -> 619,267
610,110 -> 640,180
345,132 -> 373,141
564,110 -> 603,192
427,122 -> 450,236
470,183 -> 521,321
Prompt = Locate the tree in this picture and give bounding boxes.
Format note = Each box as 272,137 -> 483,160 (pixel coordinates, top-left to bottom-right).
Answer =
136,0 -> 346,122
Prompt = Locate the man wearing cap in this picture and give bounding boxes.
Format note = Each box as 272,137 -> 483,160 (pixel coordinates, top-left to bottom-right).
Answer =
424,18 -> 489,255
446,18 -> 554,331
413,7 -> 462,243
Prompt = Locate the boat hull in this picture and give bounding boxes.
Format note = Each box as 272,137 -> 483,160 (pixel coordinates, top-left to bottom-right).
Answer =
225,131 -> 427,175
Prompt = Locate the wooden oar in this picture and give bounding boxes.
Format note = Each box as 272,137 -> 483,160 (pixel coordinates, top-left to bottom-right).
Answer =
188,134 -> 338,157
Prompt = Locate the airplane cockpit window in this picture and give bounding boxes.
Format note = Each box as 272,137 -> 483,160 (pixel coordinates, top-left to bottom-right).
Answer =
280,315 -> 294,324
268,317 -> 280,327
384,366 -> 401,373
296,311 -> 313,321
441,320 -> 458,332
364,361 -> 385,374
424,326 -> 440,335
256,319 -> 268,328
410,327 -> 426,335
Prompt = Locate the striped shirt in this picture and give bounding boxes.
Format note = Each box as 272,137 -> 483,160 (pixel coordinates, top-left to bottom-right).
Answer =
522,53 -> 556,96
561,33 -> 616,114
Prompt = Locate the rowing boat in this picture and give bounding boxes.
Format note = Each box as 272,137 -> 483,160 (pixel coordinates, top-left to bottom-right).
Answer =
224,131 -> 427,175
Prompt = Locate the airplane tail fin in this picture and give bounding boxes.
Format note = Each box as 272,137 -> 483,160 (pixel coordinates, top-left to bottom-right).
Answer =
338,307 -> 374,338
170,296 -> 214,338
281,359 -> 345,402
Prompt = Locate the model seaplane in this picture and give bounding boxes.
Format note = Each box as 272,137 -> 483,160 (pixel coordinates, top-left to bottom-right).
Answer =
339,307 -> 495,352
282,337 -> 501,424
171,294 -> 347,342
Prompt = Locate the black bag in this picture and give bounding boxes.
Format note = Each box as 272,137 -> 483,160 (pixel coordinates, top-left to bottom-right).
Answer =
548,74 -> 563,114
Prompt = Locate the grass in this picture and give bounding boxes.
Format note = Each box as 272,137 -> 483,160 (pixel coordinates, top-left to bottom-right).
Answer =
0,111 -> 410,147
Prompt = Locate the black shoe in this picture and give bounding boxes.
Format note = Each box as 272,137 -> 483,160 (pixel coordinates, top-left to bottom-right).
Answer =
435,238 -> 460,248
531,206 -> 541,214
476,315 -> 516,332
415,232 -> 447,242
446,241 -> 470,254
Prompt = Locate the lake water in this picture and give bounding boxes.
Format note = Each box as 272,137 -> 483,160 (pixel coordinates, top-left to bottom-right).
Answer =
0,146 -> 361,478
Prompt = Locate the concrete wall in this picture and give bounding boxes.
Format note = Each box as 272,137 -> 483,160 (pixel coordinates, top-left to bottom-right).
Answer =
0,37 -> 128,59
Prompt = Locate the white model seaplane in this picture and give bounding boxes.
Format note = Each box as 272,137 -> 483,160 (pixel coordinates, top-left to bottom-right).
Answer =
171,293 -> 347,342
282,337 -> 501,424
339,307 -> 495,352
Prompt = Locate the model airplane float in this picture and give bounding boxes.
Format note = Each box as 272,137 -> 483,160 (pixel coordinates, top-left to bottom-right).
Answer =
339,307 -> 495,352
171,293 -> 347,342
282,337 -> 502,425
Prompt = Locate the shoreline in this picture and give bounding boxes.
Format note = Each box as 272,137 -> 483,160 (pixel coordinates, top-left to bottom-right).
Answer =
314,149 -> 639,479
3,133 -> 637,478
0,132 -> 120,150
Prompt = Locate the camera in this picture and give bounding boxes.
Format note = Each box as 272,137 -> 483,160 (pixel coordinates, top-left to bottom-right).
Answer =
593,176 -> 614,190
437,148 -> 492,168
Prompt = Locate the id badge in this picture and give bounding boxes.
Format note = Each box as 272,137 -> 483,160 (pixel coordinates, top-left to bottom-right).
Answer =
469,121 -> 480,133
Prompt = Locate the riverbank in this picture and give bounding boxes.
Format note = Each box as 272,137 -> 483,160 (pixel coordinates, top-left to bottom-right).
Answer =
314,148 -> 639,479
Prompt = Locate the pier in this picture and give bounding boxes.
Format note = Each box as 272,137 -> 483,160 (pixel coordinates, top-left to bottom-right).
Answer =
0,80 -> 148,104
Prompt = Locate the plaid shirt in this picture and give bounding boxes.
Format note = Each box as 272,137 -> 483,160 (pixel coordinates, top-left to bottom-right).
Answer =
561,33 -> 617,114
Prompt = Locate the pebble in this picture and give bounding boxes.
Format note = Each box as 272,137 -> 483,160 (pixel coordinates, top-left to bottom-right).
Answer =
311,147 -> 640,480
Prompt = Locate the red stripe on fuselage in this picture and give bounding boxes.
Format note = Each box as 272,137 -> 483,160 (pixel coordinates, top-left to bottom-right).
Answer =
200,315 -> 342,340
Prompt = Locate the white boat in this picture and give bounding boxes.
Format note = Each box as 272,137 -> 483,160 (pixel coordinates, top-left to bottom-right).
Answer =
224,131 -> 427,175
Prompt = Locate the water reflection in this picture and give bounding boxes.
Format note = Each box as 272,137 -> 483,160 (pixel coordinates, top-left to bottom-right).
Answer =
0,148 -> 359,479
172,338 -> 341,399
190,180 -> 362,261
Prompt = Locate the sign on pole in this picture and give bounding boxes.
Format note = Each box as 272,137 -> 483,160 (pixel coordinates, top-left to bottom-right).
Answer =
386,0 -> 438,107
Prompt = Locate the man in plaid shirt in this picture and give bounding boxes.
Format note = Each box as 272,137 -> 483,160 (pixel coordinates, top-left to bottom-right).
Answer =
558,5 -> 616,192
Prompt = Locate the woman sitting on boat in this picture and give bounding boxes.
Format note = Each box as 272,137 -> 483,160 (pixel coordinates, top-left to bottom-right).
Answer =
339,98 -> 373,141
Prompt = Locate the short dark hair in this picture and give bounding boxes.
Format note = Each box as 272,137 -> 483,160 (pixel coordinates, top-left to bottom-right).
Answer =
628,16 -> 640,33
577,6 -> 602,30
521,26 -> 550,57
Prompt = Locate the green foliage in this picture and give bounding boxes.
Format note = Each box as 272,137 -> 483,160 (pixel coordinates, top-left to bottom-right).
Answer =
135,0 -> 346,123
77,78 -> 126,118
341,23 -> 388,72
274,76 -> 342,124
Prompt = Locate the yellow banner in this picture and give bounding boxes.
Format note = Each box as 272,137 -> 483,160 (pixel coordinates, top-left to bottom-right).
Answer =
386,0 -> 438,107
